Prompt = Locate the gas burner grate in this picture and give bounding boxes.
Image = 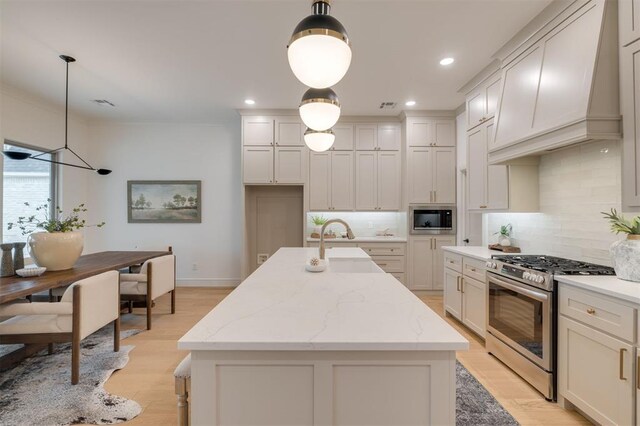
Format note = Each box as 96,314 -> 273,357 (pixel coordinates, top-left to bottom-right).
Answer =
492,255 -> 615,276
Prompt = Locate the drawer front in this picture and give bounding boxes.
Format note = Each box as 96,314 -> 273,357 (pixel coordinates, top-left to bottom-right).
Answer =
444,252 -> 462,273
462,257 -> 486,282
371,256 -> 404,273
306,242 -> 358,248
390,272 -> 406,285
559,284 -> 636,342
358,243 -> 406,256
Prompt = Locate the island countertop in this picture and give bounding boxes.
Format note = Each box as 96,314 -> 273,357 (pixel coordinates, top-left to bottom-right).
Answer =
179,248 -> 468,352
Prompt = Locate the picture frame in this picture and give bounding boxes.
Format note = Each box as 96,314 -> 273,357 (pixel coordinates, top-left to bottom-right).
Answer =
127,180 -> 202,223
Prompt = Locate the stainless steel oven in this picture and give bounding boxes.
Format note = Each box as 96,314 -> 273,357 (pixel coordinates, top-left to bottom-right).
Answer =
409,206 -> 456,235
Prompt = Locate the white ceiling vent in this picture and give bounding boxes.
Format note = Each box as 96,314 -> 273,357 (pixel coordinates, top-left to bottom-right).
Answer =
378,102 -> 397,110
92,99 -> 115,107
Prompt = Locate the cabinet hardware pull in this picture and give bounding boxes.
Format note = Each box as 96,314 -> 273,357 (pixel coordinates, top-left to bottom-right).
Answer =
470,268 -> 476,272
433,191 -> 436,202
456,276 -> 460,292
460,278 -> 464,294
377,263 -> 387,266
586,308 -> 596,315
480,205 -> 487,209
637,356 -> 640,389
619,348 -> 627,380
448,260 -> 454,264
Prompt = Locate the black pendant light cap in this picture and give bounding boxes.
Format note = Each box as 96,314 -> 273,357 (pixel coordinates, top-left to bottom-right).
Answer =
289,14 -> 350,46
96,169 -> 112,175
300,87 -> 340,107
59,55 -> 76,63
3,151 -> 31,160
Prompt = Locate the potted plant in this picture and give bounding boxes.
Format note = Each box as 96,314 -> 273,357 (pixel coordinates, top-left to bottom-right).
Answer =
494,224 -> 513,247
7,200 -> 105,271
602,209 -> 640,282
310,215 -> 328,238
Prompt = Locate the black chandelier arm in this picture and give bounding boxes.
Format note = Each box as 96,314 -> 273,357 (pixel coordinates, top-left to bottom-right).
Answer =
30,146 -> 66,159
30,155 -> 96,171
65,146 -> 94,169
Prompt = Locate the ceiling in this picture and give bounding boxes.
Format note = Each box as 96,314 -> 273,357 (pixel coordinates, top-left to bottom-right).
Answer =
1,0 -> 552,123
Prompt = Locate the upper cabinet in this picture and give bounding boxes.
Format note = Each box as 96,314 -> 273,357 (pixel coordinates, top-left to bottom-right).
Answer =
332,123 -> 355,151
355,123 -> 401,151
619,0 -> 640,47
243,117 -> 274,146
355,151 -> 401,211
490,0 -> 620,164
466,73 -> 501,131
621,32 -> 640,210
407,146 -> 456,204
355,124 -> 378,150
407,117 -> 455,147
309,151 -> 354,211
275,117 -> 304,146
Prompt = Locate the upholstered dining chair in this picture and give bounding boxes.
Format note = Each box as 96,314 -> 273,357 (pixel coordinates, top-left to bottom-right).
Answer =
0,270 -> 120,384
119,254 -> 176,330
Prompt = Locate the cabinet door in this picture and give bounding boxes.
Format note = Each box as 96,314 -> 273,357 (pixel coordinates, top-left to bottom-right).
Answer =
407,119 -> 432,147
309,152 -> 331,210
377,151 -> 401,210
355,124 -> 378,150
432,147 -> 456,204
355,151 -> 377,210
493,46 -> 544,149
558,316 -> 634,426
331,151 -> 354,210
621,39 -> 640,208
332,124 -> 355,151
619,0 -> 640,47
377,124 -> 401,150
461,276 -> 486,338
243,147 -> 273,183
274,117 -> 304,146
243,117 -> 274,146
434,120 -> 455,147
443,268 -> 462,320
467,126 -> 487,210
408,238 -> 434,290
275,147 -> 305,184
485,121 -> 509,209
485,75 -> 501,120
433,236 -> 455,291
408,147 -> 432,204
466,91 -> 486,130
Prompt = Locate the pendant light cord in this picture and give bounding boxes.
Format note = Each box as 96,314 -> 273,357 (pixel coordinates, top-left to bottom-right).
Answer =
65,58 -> 69,150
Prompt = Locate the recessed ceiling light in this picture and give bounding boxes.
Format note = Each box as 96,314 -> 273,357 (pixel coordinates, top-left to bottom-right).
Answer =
439,57 -> 454,66
244,99 -> 256,105
405,100 -> 416,107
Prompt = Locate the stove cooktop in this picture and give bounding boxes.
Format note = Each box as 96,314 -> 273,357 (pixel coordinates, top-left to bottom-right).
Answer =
491,255 -> 616,276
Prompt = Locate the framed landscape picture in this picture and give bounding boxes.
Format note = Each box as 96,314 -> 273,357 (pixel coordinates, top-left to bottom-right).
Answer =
127,180 -> 201,223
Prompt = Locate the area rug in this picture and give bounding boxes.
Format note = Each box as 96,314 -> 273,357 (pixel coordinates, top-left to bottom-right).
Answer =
0,326 -> 142,425
457,361 -> 519,425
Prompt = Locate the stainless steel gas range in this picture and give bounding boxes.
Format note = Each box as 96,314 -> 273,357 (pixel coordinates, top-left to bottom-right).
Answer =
484,255 -> 615,401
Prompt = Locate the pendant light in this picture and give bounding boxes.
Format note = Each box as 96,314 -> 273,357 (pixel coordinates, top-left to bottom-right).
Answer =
2,55 -> 112,175
287,0 -> 352,89
299,88 -> 340,131
304,128 -> 335,152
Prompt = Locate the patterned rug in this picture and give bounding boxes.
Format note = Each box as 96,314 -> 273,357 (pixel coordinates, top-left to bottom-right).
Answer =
0,326 -> 142,425
457,361 -> 519,425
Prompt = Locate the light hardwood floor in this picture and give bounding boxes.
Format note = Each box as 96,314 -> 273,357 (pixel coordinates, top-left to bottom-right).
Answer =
106,287 -> 591,425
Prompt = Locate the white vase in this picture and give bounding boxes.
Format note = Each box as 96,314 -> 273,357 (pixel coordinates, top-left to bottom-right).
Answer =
498,235 -> 511,247
609,235 -> 640,283
27,231 -> 84,271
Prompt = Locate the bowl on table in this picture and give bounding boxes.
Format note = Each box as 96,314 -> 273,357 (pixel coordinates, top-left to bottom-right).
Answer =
15,267 -> 47,277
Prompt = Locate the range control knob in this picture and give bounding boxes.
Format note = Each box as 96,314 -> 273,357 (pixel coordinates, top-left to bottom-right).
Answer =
485,262 -> 497,269
523,272 -> 530,280
536,276 -> 545,284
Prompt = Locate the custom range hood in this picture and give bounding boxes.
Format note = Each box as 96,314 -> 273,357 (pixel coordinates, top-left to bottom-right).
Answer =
488,0 -> 620,164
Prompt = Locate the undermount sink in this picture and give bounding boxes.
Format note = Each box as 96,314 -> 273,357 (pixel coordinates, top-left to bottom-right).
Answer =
327,259 -> 384,273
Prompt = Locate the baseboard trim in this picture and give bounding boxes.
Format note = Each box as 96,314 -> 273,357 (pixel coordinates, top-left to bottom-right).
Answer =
177,278 -> 241,288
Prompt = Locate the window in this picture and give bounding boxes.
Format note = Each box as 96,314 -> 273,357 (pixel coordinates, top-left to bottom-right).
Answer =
3,141 -> 57,244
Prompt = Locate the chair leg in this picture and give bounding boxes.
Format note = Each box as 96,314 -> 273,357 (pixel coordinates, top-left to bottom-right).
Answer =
114,318 -> 120,352
71,336 -> 80,385
146,297 -> 152,330
176,377 -> 189,426
48,343 -> 54,354
128,300 -> 133,314
171,289 -> 176,314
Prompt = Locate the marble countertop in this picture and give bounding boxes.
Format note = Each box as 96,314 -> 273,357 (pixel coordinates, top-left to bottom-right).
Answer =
442,246 -> 518,261
556,275 -> 640,305
179,248 -> 468,352
306,236 -> 407,243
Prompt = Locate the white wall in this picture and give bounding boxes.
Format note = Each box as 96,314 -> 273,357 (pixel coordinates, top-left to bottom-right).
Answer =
86,121 -> 242,286
486,140 -> 627,266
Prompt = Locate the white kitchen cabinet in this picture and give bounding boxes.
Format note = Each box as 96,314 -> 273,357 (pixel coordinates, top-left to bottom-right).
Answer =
407,147 -> 456,204
243,147 -> 274,184
621,38 -> 640,210
433,120 -> 455,147
309,151 -> 354,211
466,73 -> 501,131
275,117 -> 304,146
407,117 -> 455,147
355,151 -> 401,211
332,124 -> 355,151
377,124 -> 402,150
309,152 -> 331,210
460,276 -> 486,338
443,269 -> 462,319
243,117 -> 274,146
433,236 -> 455,290
275,147 -> 305,184
355,124 -> 378,150
408,236 -> 454,291
620,0 -> 640,47
330,151 -> 355,210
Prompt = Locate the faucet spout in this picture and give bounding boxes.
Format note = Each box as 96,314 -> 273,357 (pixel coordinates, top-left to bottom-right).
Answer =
319,219 -> 355,260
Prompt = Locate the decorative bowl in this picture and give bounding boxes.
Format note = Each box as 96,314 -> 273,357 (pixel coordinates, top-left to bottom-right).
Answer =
16,267 -> 47,277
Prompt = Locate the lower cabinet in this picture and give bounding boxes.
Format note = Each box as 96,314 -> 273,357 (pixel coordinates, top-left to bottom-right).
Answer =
408,236 -> 455,290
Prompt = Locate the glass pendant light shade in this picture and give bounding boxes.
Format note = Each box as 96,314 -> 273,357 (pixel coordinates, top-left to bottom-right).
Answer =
299,88 -> 341,131
304,128 -> 335,152
288,1 -> 352,89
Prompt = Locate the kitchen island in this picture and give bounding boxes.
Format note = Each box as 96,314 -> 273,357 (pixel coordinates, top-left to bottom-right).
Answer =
179,247 -> 468,425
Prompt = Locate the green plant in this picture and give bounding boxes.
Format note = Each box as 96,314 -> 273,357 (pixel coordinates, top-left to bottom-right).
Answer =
311,215 -> 328,226
494,224 -> 512,237
601,209 -> 640,235
7,199 -> 105,236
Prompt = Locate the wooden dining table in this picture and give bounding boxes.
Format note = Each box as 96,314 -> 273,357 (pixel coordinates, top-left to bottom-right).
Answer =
0,251 -> 172,304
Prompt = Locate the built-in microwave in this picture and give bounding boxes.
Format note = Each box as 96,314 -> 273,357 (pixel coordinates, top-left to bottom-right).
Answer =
409,206 -> 456,235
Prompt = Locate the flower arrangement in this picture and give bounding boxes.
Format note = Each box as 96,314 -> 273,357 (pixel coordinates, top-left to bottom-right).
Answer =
601,209 -> 640,235
7,199 -> 105,235
494,224 -> 512,238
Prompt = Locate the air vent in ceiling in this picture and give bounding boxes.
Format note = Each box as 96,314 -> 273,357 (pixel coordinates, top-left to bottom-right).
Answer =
92,99 -> 115,107
379,102 -> 397,110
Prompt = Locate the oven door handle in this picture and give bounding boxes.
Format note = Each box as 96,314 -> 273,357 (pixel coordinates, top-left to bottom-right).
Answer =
488,275 -> 549,302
